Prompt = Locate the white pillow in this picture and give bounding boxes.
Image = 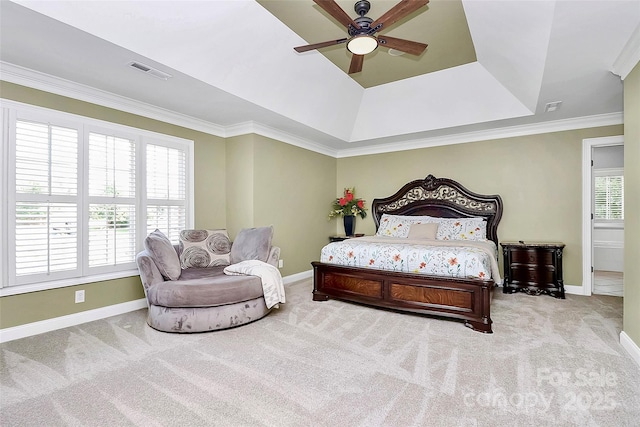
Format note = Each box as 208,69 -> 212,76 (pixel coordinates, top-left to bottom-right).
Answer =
436,218 -> 487,241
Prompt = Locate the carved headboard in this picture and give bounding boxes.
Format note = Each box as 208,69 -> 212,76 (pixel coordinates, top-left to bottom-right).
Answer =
371,175 -> 503,246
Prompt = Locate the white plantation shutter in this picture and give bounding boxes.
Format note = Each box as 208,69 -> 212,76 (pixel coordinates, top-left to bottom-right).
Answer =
594,174 -> 624,221
4,102 -> 193,289
88,132 -> 137,269
14,120 -> 79,279
146,144 -> 187,243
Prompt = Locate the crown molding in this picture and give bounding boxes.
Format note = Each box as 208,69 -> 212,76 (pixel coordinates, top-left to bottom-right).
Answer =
1,61 -> 339,157
336,112 -> 624,158
225,121 -> 338,158
612,24 -> 640,80
0,61 -> 227,137
0,61 -> 625,160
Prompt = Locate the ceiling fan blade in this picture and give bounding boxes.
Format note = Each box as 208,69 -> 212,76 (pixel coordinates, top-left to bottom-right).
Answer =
348,54 -> 364,74
294,38 -> 348,53
370,0 -> 429,32
313,0 -> 361,29
377,35 -> 428,56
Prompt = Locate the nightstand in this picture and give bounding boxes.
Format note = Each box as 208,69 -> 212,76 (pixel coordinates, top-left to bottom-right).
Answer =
329,233 -> 365,242
501,241 -> 565,299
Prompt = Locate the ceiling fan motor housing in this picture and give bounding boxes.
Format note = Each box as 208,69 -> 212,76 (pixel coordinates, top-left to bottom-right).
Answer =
354,0 -> 371,16
350,16 -> 373,36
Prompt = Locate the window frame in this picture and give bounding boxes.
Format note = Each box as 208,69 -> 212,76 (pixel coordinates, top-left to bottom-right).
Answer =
593,167 -> 624,229
0,99 -> 194,296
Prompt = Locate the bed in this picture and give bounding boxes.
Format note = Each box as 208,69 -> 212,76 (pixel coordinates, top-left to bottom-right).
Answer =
311,175 -> 503,333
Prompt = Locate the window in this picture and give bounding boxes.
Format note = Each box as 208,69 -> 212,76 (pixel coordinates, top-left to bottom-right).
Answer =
145,144 -> 187,243
14,120 -> 80,279
594,168 -> 624,223
1,101 -> 193,292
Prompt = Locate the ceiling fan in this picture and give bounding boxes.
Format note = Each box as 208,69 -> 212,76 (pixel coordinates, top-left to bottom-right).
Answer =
294,0 -> 429,74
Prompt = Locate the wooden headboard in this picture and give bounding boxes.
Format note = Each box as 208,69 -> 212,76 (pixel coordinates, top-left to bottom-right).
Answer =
371,175 -> 503,246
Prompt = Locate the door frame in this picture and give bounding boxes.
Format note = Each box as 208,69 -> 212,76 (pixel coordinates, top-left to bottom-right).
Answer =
581,135 -> 624,296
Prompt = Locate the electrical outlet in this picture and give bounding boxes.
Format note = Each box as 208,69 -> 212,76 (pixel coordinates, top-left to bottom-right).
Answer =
278,259 -> 284,268
75,289 -> 85,304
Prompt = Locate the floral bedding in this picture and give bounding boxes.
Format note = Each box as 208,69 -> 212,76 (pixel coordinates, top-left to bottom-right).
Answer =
320,236 -> 502,284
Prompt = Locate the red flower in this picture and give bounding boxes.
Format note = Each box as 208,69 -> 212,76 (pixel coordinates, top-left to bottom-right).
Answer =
329,255 -> 333,261
369,259 -> 375,265
478,272 -> 485,278
393,254 -> 401,262
348,251 -> 354,258
455,221 -> 461,226
420,262 -> 426,269
345,191 -> 354,202
328,187 -> 367,220
448,257 -> 458,266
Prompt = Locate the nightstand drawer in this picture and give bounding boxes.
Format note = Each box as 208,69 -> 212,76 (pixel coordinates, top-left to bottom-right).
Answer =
510,266 -> 555,285
511,249 -> 553,265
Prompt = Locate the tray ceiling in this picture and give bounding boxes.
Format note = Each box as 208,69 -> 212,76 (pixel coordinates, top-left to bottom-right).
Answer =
1,1 -> 638,156
258,0 -> 477,88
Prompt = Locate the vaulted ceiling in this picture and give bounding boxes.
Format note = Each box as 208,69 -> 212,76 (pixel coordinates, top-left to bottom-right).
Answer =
1,1 -> 639,157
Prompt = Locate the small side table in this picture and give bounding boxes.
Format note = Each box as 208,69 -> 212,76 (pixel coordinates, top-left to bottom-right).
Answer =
501,241 -> 565,299
329,233 -> 365,242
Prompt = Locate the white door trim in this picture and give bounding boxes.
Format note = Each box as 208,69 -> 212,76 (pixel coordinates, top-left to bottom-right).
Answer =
581,135 -> 624,296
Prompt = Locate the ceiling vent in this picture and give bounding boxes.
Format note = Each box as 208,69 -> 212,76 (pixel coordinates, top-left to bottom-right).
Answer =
544,101 -> 562,113
128,61 -> 172,80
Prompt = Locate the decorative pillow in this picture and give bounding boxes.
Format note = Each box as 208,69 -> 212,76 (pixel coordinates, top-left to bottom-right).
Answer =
436,218 -> 487,241
179,229 -> 231,268
230,226 -> 273,264
376,214 -> 436,238
408,223 -> 439,240
144,229 -> 181,280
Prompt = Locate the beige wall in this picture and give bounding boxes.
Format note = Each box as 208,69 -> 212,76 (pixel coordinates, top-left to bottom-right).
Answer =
226,135 -> 255,236
0,80 -> 633,341
623,61 -> 640,347
0,278 -> 143,328
0,82 -> 226,329
337,126 -> 623,288
226,134 -> 337,276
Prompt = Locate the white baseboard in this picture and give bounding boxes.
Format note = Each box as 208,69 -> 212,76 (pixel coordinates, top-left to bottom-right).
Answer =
283,269 -> 312,285
0,271 -> 313,343
565,284 -> 589,296
0,298 -> 148,344
620,331 -> 640,368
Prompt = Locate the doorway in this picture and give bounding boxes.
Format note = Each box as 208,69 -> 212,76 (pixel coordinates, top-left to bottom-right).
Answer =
582,136 -> 624,296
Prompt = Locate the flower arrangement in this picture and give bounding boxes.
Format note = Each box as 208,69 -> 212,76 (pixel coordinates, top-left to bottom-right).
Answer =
329,188 -> 367,219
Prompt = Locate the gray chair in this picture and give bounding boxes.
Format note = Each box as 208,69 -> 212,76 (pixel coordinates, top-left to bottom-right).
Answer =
136,226 -> 280,333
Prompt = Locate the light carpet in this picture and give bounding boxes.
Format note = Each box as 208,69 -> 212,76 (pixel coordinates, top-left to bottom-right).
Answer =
1,279 -> 639,426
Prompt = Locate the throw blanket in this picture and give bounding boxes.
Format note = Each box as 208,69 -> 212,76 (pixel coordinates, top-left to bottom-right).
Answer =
223,260 -> 286,309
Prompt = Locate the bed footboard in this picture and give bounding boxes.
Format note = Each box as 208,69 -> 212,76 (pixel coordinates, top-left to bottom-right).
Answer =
312,262 -> 494,333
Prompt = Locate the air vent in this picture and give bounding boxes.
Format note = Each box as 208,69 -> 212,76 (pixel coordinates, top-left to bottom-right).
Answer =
128,61 -> 172,80
544,101 -> 562,113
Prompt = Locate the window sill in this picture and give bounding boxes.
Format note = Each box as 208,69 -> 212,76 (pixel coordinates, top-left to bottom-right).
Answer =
0,270 -> 140,297
594,222 -> 624,230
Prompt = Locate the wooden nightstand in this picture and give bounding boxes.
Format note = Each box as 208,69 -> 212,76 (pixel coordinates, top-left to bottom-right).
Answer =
329,233 -> 365,242
501,241 -> 565,299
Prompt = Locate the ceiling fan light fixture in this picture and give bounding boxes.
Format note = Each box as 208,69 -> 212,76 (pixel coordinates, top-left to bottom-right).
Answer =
347,35 -> 378,55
